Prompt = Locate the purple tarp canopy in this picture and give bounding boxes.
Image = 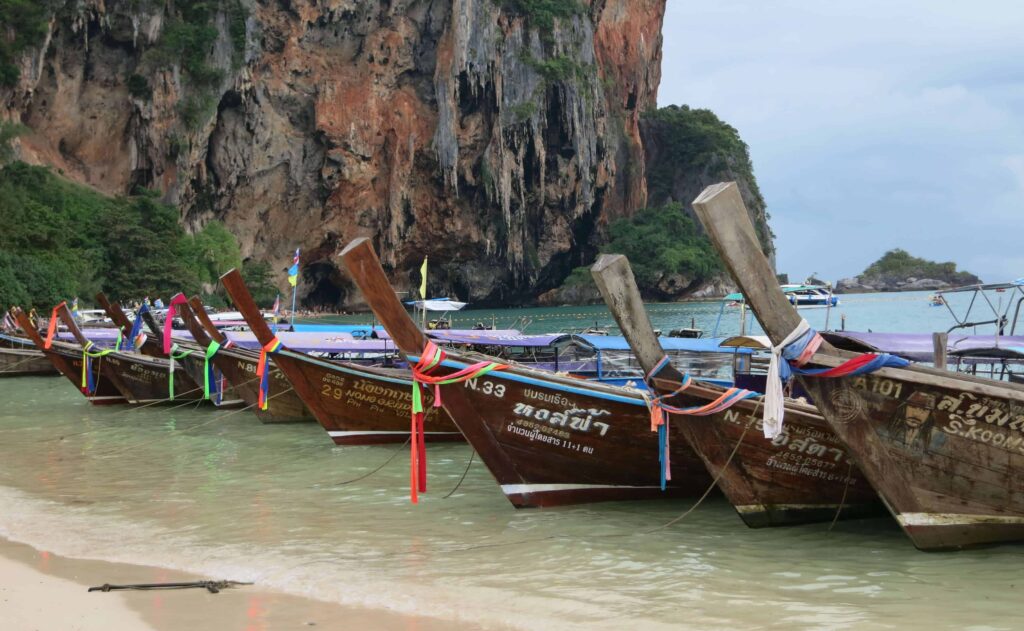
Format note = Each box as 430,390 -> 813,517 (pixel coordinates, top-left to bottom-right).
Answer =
823,331 -> 1024,362
428,331 -> 587,347
224,331 -> 394,354
375,328 -> 520,341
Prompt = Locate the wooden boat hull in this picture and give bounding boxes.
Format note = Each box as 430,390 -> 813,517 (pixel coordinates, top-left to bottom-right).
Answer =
268,350 -> 460,443
100,352 -> 204,404
664,386 -> 882,527
414,354 -> 714,507
800,368 -> 1024,549
172,346 -> 246,408
43,343 -> 126,405
0,347 -> 59,376
689,180 -> 1024,549
204,346 -> 315,423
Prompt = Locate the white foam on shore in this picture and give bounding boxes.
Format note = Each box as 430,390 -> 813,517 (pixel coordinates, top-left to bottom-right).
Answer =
0,484 -> 683,630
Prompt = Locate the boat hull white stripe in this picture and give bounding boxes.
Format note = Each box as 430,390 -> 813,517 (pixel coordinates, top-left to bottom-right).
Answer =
327,430 -> 462,437
896,512 -> 1024,527
501,483 -> 660,495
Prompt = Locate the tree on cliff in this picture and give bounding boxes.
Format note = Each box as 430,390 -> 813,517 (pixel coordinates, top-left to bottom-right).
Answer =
557,202 -> 722,302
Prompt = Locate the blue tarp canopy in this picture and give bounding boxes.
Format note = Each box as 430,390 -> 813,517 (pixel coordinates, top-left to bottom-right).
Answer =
580,335 -> 753,354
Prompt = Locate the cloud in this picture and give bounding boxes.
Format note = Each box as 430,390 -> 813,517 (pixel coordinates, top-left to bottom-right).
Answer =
659,1 -> 1024,283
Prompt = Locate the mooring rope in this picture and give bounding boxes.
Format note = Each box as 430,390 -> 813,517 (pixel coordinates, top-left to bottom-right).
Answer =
443,450 -> 477,499
328,437 -> 412,487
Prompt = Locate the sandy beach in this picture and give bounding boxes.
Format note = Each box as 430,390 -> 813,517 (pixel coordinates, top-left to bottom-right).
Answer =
0,536 -> 487,631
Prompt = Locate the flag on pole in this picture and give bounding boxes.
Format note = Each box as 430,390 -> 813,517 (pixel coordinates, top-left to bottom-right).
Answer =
71,297 -> 79,320
272,294 -> 281,322
288,248 -> 300,287
419,256 -> 428,299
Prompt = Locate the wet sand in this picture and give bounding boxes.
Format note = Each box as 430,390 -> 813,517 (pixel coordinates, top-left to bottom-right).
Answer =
0,537 -> 488,630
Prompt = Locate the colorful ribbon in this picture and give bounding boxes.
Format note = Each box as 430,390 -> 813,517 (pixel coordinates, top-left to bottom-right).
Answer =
124,305 -> 148,352
203,341 -> 222,400
80,341 -> 113,394
164,295 -> 188,355
168,344 -> 194,400
644,356 -> 759,490
407,341 -> 507,503
256,337 -> 282,410
43,302 -> 66,349
765,319 -> 911,438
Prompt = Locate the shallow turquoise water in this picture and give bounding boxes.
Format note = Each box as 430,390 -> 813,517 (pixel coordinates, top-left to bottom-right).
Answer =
0,293 -> 1021,629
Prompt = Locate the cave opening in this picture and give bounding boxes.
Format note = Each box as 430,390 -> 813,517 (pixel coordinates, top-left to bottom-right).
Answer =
303,261 -> 347,310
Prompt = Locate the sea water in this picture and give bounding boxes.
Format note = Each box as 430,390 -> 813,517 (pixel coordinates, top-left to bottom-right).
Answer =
1,291 -> 1021,629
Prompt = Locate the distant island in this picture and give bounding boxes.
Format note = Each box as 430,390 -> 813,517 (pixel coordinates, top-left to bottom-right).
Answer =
836,249 -> 981,293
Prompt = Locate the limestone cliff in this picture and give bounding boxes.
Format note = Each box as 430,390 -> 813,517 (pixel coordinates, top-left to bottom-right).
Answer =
2,0 -> 666,308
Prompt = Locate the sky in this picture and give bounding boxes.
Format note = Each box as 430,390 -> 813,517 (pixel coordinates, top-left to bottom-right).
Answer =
658,1 -> 1024,284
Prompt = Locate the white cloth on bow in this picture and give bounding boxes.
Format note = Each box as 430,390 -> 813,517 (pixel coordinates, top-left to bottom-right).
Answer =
764,319 -> 811,439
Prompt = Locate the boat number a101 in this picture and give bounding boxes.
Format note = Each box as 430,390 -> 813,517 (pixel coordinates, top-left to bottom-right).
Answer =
464,378 -> 505,398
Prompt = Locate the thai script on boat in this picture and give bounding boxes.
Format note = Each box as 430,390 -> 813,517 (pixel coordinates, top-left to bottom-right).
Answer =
512,402 -> 611,436
938,392 -> 1024,454
764,456 -> 858,484
522,388 -> 571,408
769,433 -> 849,464
506,420 -> 595,454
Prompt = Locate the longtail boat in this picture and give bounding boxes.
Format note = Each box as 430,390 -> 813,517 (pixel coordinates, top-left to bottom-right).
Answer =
70,298 -> 202,405
178,296 -> 312,421
692,181 -> 1024,550
340,237 -> 714,507
591,254 -> 882,526
219,269 -> 458,444
0,332 -> 59,376
11,306 -> 125,404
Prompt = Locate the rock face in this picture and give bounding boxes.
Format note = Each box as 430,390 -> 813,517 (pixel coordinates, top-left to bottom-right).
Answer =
3,0 -> 666,308
836,249 -> 981,293
837,276 -> 972,293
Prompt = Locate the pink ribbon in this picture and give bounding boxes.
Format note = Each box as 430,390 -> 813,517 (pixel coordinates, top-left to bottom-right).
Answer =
164,294 -> 188,354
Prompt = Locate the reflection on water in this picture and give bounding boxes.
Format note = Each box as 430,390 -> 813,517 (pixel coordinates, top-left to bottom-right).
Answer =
1,291 -> 1021,629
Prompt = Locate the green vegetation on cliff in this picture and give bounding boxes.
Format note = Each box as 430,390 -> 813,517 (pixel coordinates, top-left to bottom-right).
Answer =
498,1 -> 584,32
0,0 -> 50,86
641,105 -> 774,255
0,160 -> 246,309
860,249 -> 980,286
554,105 -> 773,302
560,202 -> 721,300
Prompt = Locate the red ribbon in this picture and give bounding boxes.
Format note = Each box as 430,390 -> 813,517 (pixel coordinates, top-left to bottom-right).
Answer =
163,294 -> 188,355
406,341 -> 507,503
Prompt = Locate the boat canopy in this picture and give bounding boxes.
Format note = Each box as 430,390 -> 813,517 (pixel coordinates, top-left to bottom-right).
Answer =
403,298 -> 467,311
429,331 -> 587,348
724,285 -> 824,302
291,323 -> 385,338
822,331 -> 1024,363
948,345 -> 1024,361
719,335 -> 773,350
224,331 -> 396,354
936,279 -> 1024,295
375,328 -> 522,342
581,335 -> 754,354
